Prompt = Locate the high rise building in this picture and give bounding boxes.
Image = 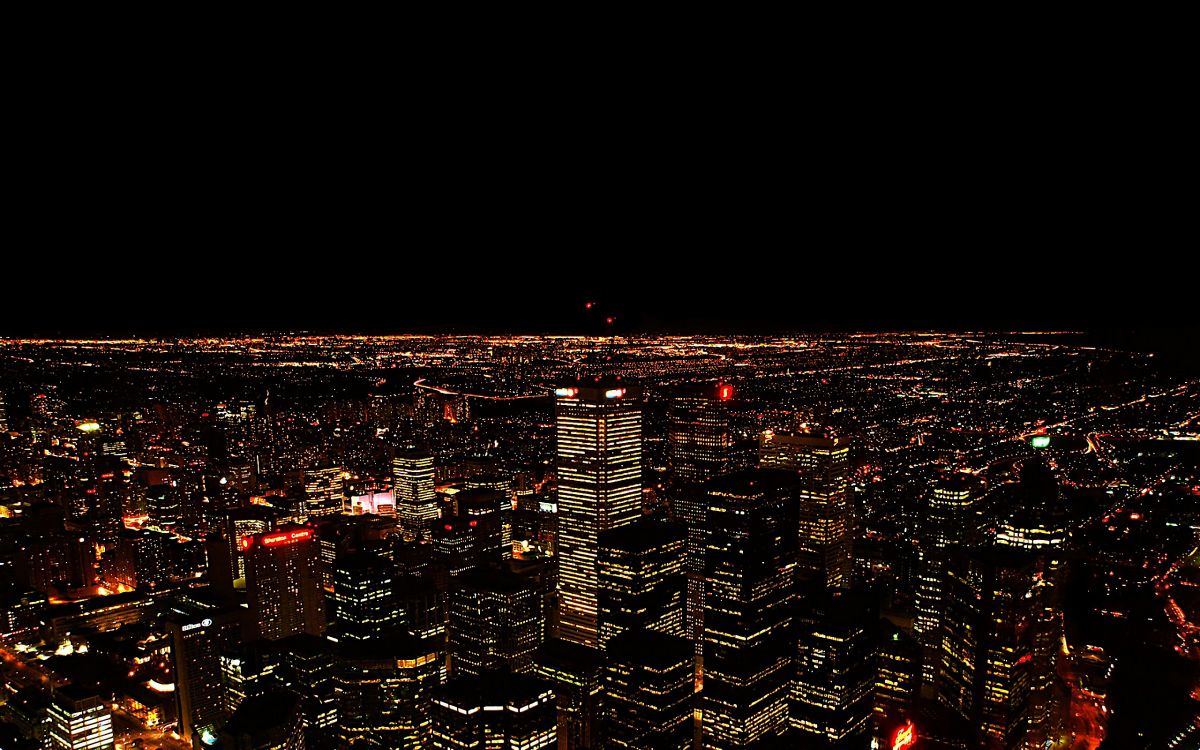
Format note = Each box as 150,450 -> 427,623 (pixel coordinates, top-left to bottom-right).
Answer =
165,597 -> 243,746
874,621 -> 920,725
430,672 -> 557,750
220,641 -> 276,715
604,629 -> 694,750
48,687 -> 114,750
453,488 -> 509,561
668,382 -> 732,484
219,691 -> 306,750
330,551 -> 399,641
303,465 -> 344,518
938,547 -> 1040,748
759,431 -> 852,590
334,631 -> 444,749
596,517 -> 686,648
393,449 -> 438,541
913,473 -> 984,688
273,634 -> 338,750
789,589 -> 875,746
701,469 -> 799,749
244,526 -> 326,641
225,507 -> 279,585
555,381 -> 643,648
532,639 -> 605,750
0,391 -> 8,432
449,566 -> 543,677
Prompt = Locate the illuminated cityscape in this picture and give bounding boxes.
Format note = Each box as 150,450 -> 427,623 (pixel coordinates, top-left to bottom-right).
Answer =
1,319 -> 1198,750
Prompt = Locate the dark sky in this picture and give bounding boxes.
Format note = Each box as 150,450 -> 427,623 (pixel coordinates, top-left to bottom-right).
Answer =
3,59 -> 1191,342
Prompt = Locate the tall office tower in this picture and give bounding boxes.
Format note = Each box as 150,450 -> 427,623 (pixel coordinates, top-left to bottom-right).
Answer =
555,381 -> 643,647
220,642 -> 276,715
225,507 -> 279,584
789,590 -> 875,747
668,382 -> 732,484
938,548 -> 1039,749
219,691 -> 306,750
48,688 -> 114,750
430,672 -> 557,750
532,639 -> 605,750
449,566 -> 543,677
995,459 -> 1068,552
393,449 -> 438,541
465,473 -> 513,559
303,465 -> 344,518
604,629 -> 694,750
107,528 -> 173,591
397,579 -> 448,650
914,473 -> 984,688
165,598 -> 243,746
330,552 -> 399,641
273,634 -> 338,750
758,431 -> 853,590
874,621 -> 920,725
334,631 -> 444,749
453,488 -> 509,560
244,527 -> 326,641
596,517 -> 686,648
432,516 -> 495,582
0,392 -> 7,432
701,469 -> 799,750
995,460 -> 1067,750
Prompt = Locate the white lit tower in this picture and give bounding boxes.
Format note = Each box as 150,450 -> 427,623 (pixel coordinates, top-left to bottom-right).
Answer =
554,379 -> 643,648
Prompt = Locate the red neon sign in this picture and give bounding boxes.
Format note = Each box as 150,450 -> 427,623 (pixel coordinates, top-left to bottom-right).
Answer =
468,519 -> 478,527
257,529 -> 313,548
718,384 -> 733,400
892,720 -> 916,750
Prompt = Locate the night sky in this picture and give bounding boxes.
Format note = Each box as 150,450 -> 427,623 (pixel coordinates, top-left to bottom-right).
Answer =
4,69 -> 1190,344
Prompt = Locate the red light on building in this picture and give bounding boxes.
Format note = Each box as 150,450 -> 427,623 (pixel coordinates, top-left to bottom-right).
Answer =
468,519 -> 478,527
444,524 -> 454,532
258,529 -> 313,547
718,384 -> 733,400
892,720 -> 916,750
239,537 -> 254,551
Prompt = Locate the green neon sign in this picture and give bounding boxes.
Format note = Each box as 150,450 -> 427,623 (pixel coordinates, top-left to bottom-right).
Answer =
1030,435 -> 1051,449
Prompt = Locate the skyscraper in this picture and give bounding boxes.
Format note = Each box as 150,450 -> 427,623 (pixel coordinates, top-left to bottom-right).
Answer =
596,517 -> 686,648
789,589 -> 875,746
759,431 -> 852,589
330,551 -> 399,641
604,629 -> 694,750
532,639 -> 605,750
273,634 -> 338,749
334,631 -> 444,749
393,449 -> 438,541
668,382 -> 732,484
303,465 -> 344,518
913,472 -> 984,688
48,687 -> 113,750
555,380 -> 643,648
244,526 -> 326,641
701,469 -> 799,749
938,547 -> 1040,748
430,672 -> 557,750
166,598 -> 243,746
449,566 -> 544,677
